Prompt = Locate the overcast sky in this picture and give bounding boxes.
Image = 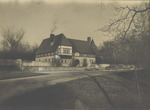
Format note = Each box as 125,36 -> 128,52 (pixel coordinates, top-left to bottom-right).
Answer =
0,0 -> 145,46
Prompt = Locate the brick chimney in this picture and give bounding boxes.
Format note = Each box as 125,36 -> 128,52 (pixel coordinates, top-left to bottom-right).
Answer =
87,37 -> 91,44
50,34 -> 55,46
50,34 -> 55,42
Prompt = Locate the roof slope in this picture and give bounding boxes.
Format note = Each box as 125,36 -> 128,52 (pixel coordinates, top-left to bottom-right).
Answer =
68,38 -> 95,54
36,34 -> 72,54
36,33 -> 96,55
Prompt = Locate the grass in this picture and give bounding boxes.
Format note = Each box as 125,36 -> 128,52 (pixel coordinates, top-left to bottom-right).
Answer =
0,70 -> 150,110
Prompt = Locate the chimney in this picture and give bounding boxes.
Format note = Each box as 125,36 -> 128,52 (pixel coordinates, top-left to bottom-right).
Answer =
87,37 -> 91,44
50,34 -> 55,42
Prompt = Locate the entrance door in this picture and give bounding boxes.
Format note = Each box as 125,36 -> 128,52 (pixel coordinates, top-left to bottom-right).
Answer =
83,59 -> 87,67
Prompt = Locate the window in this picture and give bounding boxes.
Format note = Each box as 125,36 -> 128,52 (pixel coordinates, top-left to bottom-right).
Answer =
63,48 -> 70,54
74,52 -> 80,56
90,59 -> 93,63
50,42 -> 54,46
64,60 -> 67,63
62,59 -> 67,63
52,58 -> 54,62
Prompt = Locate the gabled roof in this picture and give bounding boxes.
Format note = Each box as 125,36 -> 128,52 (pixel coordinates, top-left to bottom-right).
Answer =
36,33 -> 97,55
36,34 -> 72,54
68,39 -> 95,54
91,40 -> 99,55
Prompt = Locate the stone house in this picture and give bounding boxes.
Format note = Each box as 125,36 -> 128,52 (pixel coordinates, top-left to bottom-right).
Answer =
35,33 -> 98,66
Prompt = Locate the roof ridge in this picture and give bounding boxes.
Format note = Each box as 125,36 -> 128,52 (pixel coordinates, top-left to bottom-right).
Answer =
43,37 -> 50,41
68,38 -> 87,42
56,33 -> 64,37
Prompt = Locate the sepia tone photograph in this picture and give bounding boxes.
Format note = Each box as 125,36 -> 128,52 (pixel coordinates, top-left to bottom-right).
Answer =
0,0 -> 150,110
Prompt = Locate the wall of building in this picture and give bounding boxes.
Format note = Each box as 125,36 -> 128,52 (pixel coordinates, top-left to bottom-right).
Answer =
23,61 -> 51,67
73,56 -> 96,66
36,55 -> 96,67
61,59 -> 72,66
35,54 -> 96,66
35,56 -> 55,62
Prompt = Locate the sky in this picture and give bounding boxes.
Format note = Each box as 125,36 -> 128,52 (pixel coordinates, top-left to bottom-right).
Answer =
0,0 -> 145,46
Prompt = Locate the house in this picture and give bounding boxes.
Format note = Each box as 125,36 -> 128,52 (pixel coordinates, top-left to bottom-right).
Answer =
35,33 -> 98,66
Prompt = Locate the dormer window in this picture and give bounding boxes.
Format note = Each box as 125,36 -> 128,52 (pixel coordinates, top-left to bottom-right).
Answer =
50,42 -> 54,46
74,52 -> 80,56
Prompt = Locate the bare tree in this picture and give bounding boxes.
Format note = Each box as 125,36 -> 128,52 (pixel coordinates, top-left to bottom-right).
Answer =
0,26 -> 25,52
101,2 -> 150,67
102,3 -> 150,37
101,2 -> 150,99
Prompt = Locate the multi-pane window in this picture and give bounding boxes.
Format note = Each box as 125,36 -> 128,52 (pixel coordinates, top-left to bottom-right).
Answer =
90,59 -> 93,63
52,58 -> 54,62
62,60 -> 67,63
47,59 -> 50,62
63,48 -> 70,54
64,60 -> 67,63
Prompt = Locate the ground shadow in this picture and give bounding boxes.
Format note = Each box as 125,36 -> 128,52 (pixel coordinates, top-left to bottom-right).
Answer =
0,84 -> 74,110
83,72 -> 116,110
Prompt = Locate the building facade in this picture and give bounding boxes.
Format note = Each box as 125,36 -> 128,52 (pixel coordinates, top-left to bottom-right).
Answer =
35,34 -> 98,66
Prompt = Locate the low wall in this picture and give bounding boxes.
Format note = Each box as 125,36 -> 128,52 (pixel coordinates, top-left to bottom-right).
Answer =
0,59 -> 85,71
23,66 -> 85,71
22,61 -> 51,66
